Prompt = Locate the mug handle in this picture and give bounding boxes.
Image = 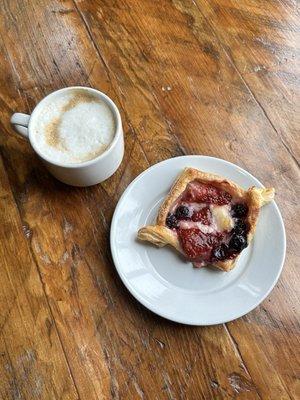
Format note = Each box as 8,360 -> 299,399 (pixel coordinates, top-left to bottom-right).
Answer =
10,113 -> 30,139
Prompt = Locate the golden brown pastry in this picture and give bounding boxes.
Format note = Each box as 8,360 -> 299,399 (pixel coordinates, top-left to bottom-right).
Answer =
137,168 -> 274,271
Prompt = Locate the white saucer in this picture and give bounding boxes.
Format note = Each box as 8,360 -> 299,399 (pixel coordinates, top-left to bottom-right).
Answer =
110,156 -> 286,325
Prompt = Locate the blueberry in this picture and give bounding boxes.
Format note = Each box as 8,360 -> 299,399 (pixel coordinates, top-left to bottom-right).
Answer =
229,234 -> 247,252
175,205 -> 190,219
234,219 -> 249,234
212,244 -> 228,261
166,213 -> 178,229
231,203 -> 248,218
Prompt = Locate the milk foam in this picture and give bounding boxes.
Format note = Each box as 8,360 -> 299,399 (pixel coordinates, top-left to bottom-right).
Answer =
32,90 -> 115,164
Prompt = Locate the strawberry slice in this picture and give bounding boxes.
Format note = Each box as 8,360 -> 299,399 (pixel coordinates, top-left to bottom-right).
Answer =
178,228 -> 223,260
191,206 -> 211,225
182,182 -> 231,205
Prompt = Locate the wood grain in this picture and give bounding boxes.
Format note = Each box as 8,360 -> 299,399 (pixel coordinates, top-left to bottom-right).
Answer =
0,0 -> 299,399
0,157 -> 78,399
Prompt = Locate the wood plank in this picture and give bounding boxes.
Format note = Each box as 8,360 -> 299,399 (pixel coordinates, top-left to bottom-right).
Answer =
0,156 -> 78,399
198,0 -> 300,160
0,2 -> 112,398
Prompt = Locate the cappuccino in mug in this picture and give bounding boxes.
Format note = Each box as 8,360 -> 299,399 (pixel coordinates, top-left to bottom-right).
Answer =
31,88 -> 115,164
11,86 -> 124,186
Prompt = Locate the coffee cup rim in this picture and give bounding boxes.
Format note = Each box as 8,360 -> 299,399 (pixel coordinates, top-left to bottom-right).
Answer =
28,86 -> 122,168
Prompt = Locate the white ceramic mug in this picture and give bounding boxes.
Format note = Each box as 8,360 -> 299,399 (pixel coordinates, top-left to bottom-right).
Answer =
10,86 -> 124,186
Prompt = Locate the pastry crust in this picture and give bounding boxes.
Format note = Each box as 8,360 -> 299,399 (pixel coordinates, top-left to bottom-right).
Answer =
137,167 -> 275,271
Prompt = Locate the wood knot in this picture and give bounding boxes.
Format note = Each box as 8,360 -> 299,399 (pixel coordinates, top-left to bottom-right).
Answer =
228,373 -> 257,393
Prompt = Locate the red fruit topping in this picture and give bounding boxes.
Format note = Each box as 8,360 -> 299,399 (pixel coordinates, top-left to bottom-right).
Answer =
178,228 -> 223,260
191,206 -> 211,225
171,180 -> 236,263
182,182 -> 231,205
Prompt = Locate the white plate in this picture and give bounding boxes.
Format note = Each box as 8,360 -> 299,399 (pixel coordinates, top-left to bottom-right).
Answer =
110,156 -> 286,325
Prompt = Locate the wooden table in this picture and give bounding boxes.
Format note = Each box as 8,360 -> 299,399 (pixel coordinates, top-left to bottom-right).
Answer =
0,1 -> 299,399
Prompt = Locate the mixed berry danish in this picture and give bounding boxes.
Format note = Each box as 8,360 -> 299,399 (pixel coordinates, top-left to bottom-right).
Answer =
137,168 -> 274,271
